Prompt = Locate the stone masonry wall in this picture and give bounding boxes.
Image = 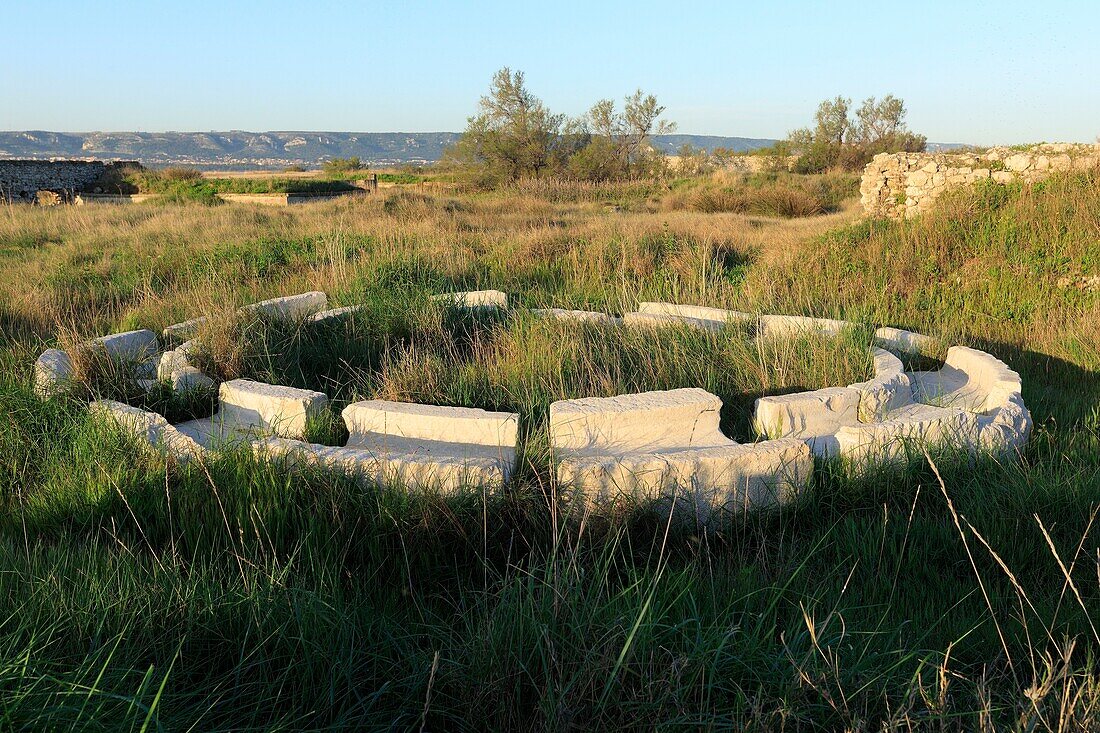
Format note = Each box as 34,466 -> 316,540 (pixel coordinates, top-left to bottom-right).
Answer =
860,143 -> 1100,219
0,160 -> 107,203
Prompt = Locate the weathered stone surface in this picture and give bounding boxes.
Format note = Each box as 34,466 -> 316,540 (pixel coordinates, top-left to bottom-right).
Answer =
550,388 -> 729,454
218,379 -> 329,439
909,346 -> 1021,412
170,367 -> 215,392
835,402 -> 980,465
874,326 -> 934,354
753,387 -> 862,457
0,160 -> 110,204
433,290 -> 509,308
253,435 -> 511,493
758,314 -> 852,339
343,400 -> 518,449
34,348 -> 73,397
531,308 -> 617,324
87,330 -> 159,361
847,348 -> 912,421
305,305 -> 363,324
162,316 -> 207,342
622,312 -> 727,332
977,393 -> 1033,453
241,292 -> 328,321
636,302 -> 753,328
90,400 -> 204,464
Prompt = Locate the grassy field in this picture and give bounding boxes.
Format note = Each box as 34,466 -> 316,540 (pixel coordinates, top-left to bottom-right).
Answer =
0,169 -> 1098,730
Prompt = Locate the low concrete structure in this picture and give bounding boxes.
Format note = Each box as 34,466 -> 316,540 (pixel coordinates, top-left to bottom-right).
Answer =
242,291 -> 328,321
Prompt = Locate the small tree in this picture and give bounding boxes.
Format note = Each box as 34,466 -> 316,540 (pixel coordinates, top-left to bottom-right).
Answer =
571,90 -> 675,180
450,68 -> 564,182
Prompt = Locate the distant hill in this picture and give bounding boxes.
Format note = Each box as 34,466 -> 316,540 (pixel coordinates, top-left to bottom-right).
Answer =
0,130 -> 778,170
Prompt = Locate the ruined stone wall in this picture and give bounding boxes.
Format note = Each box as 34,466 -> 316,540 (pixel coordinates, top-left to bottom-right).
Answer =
0,160 -> 107,203
860,143 -> 1100,219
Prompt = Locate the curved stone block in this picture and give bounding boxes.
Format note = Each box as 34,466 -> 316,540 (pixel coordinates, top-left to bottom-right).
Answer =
550,388 -> 729,454
623,312 -> 727,332
752,386 -> 861,457
910,346 -> 1022,413
847,348 -> 912,421
34,348 -> 73,397
874,326 -> 934,354
87,329 -> 159,361
835,402 -> 980,465
977,393 -> 1033,453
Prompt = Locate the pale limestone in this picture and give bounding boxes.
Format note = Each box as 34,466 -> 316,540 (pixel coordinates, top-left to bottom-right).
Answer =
87,329 -> 159,361
90,400 -> 204,464
622,312 -> 726,332
834,402 -> 980,465
305,305 -> 364,324
218,378 -> 329,439
847,348 -> 912,421
758,314 -> 852,339
636,302 -> 753,328
752,387 -> 861,457
170,367 -> 215,393
909,346 -> 1021,412
34,348 -> 73,397
162,316 -> 208,342
241,291 -> 328,321
343,400 -> 518,449
531,308 -> 617,324
433,290 -> 509,308
874,326 -> 934,354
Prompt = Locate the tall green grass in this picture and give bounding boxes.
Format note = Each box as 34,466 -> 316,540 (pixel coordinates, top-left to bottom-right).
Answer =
0,170 -> 1096,729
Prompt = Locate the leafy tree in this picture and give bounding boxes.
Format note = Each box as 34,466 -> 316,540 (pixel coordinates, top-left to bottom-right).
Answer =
572,90 -> 676,180
787,94 -> 926,172
450,68 -> 564,182
814,96 -> 851,146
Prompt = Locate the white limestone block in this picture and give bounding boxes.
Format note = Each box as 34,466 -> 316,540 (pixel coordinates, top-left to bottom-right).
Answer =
531,308 -> 617,324
622,312 -> 727,332
637,302 -> 753,328
847,348 -> 912,422
910,346 -> 1022,412
218,379 -> 329,439
835,402 -> 980,465
343,400 -> 518,449
253,436 -> 511,493
977,393 -> 1033,453
241,291 -> 328,321
550,388 -> 730,454
162,316 -> 208,342
87,329 -> 159,361
305,305 -> 364,324
752,387 -> 861,457
759,314 -> 852,339
34,348 -> 73,397
874,326 -> 934,354
170,367 -> 215,393
90,400 -> 204,464
433,290 -> 508,308
558,438 -> 813,521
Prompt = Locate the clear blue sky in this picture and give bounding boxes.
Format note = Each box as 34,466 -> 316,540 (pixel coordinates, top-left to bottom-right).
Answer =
4,0 -> 1097,144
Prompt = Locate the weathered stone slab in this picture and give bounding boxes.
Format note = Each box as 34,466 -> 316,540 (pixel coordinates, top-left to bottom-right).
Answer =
977,393 -> 1033,453
874,326 -> 934,354
758,314 -> 852,339
433,290 -> 509,308
753,387 -> 862,457
305,305 -> 363,324
87,329 -> 159,361
34,348 -> 73,397
622,312 -> 727,332
550,388 -> 729,454
241,291 -> 328,321
90,400 -> 204,464
531,308 -> 617,324
910,346 -> 1022,412
162,316 -> 208,342
170,367 -> 215,393
344,400 -> 518,449
847,347 -> 912,421
218,379 -> 329,439
835,402 -> 980,465
637,302 -> 753,327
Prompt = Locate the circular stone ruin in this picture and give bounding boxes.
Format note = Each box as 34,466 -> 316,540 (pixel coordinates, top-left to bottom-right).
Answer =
35,290 -> 1033,524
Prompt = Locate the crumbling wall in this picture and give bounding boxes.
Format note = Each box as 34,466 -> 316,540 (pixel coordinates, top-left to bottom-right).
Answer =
0,160 -> 108,203
860,143 -> 1100,219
